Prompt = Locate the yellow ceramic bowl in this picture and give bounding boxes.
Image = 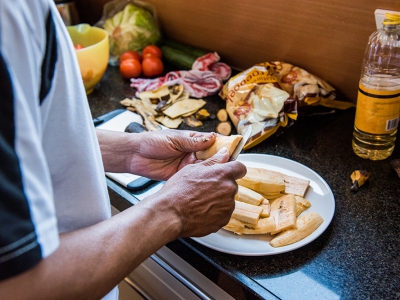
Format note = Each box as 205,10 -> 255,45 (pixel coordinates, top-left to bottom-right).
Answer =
67,24 -> 109,94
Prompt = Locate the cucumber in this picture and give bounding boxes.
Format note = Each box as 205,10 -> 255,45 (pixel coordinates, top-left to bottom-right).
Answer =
162,39 -> 209,58
161,45 -> 199,70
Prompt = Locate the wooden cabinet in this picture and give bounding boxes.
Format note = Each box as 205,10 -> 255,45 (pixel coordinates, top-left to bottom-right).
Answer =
75,0 -> 400,102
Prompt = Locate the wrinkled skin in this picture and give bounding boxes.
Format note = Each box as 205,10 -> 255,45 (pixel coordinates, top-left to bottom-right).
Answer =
127,129 -> 219,180
97,128 -> 247,238
144,146 -> 246,237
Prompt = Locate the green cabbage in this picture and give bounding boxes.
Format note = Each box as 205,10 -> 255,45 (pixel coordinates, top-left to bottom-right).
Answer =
104,4 -> 160,57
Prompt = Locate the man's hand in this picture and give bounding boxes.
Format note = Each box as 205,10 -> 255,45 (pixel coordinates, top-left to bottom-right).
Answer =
97,127 -> 247,237
128,129 -> 221,180
139,146 -> 247,238
97,129 -> 218,180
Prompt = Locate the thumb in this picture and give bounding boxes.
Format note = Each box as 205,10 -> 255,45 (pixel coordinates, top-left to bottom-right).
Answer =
203,147 -> 230,166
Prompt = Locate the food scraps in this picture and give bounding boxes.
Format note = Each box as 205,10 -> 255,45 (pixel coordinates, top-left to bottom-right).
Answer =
120,84 -> 210,130
350,170 -> 371,192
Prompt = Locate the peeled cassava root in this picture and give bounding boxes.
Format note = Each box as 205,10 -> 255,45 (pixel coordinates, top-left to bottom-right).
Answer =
216,109 -> 228,122
195,135 -> 242,160
216,121 -> 232,136
216,109 -> 231,135
237,167 -> 310,198
269,212 -> 323,247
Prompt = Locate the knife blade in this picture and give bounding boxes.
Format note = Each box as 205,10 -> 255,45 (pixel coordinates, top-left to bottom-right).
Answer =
229,125 -> 252,161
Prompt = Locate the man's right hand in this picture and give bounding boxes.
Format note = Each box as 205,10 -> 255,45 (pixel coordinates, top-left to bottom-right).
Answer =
141,147 -> 247,238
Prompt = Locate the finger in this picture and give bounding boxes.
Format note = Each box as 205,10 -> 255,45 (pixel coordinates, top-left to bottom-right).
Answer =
229,161 -> 248,180
175,131 -> 217,152
202,147 -> 229,166
207,158 -> 247,180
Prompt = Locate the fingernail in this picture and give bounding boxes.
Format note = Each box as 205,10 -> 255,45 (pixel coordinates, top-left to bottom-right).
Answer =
219,147 -> 228,154
202,132 -> 215,142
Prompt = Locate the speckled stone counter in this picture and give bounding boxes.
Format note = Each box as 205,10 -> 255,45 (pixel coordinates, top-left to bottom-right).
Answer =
88,65 -> 400,300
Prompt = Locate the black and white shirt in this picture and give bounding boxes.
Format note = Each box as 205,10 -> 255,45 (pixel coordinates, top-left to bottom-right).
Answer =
0,1 -> 115,297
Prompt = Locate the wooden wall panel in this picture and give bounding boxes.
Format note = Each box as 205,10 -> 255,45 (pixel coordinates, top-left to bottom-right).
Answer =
75,0 -> 400,102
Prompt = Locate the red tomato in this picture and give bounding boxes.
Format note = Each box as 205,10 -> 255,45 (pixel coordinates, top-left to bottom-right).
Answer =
74,44 -> 84,50
142,45 -> 162,59
119,51 -> 142,63
142,56 -> 164,77
119,59 -> 142,79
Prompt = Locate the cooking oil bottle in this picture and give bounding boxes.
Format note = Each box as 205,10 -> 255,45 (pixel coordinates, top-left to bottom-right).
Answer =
352,13 -> 400,160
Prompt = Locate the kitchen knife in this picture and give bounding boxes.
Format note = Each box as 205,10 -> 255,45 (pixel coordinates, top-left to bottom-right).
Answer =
229,125 -> 252,161
93,109 -> 126,126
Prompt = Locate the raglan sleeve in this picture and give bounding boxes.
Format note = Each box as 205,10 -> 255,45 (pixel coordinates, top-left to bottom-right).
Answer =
0,0 -> 60,281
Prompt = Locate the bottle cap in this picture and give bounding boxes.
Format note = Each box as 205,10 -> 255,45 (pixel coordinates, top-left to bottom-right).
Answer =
382,13 -> 400,25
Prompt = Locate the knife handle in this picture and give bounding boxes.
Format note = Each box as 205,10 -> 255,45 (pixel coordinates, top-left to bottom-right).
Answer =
127,177 -> 157,191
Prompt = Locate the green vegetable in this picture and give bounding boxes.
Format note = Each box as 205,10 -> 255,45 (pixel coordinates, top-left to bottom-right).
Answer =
104,4 -> 160,57
160,45 -> 200,70
162,40 -> 209,58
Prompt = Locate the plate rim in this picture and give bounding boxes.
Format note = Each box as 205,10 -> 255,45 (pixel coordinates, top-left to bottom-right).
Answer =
191,153 -> 335,256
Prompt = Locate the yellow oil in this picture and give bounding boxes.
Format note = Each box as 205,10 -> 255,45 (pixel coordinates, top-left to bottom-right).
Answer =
352,19 -> 400,160
352,126 -> 397,160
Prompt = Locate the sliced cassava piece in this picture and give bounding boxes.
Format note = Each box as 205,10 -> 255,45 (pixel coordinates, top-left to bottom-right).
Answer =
223,218 -> 255,234
234,200 -> 263,214
223,215 -> 275,235
216,121 -> 232,136
232,208 -> 260,225
247,168 -> 310,197
260,198 -> 271,218
217,108 -> 228,122
195,135 -> 242,160
260,191 -> 285,200
237,168 -> 286,195
295,195 -> 311,216
163,99 -> 206,119
235,185 -> 265,206
256,216 -> 275,233
269,194 -> 297,235
269,212 -> 324,248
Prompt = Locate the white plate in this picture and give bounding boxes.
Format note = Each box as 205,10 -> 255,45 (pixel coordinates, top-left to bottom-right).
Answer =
191,154 -> 335,256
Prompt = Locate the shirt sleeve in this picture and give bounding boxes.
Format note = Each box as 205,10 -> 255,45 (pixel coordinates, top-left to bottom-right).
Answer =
0,0 -> 59,281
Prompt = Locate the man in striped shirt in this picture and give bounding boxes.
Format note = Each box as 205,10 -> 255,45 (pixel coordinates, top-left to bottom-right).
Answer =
0,1 -> 246,298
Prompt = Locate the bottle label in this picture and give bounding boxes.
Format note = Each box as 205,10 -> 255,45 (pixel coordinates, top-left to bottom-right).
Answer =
354,83 -> 400,134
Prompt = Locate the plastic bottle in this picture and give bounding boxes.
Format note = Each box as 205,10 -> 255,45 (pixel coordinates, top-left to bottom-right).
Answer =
352,13 -> 400,160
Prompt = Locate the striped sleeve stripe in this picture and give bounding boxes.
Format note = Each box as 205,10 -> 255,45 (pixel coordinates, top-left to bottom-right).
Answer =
0,232 -> 38,263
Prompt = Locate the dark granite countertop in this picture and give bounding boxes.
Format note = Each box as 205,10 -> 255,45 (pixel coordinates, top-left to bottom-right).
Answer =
88,65 -> 400,300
